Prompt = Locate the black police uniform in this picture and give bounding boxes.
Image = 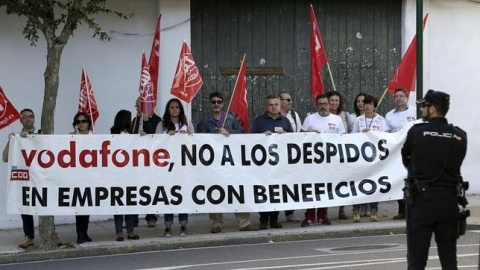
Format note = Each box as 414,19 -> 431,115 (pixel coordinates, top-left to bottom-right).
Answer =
402,116 -> 467,270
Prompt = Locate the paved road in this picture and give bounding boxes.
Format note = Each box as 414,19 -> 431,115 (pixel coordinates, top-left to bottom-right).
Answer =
1,231 -> 478,270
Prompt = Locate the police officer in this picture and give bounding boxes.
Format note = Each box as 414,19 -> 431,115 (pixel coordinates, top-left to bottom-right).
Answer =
402,89 -> 467,270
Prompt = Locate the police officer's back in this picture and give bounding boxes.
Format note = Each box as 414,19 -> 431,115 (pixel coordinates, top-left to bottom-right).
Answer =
401,89 -> 467,270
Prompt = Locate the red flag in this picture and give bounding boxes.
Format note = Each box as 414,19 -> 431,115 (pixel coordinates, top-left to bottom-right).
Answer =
387,14 -> 429,94
228,55 -> 249,133
148,14 -> 161,109
170,41 -> 203,103
0,86 -> 21,130
139,52 -> 156,117
310,4 -> 328,104
79,68 -> 99,129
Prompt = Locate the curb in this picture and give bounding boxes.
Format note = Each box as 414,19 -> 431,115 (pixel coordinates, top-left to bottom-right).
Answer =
1,221 -> 478,264
0,225 -> 406,265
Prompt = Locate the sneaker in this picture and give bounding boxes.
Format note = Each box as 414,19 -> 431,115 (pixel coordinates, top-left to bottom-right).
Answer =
286,214 -> 300,222
239,224 -> 258,231
127,234 -> 140,240
321,219 -> 331,225
259,221 -> 268,230
393,213 -> 405,220
210,226 -> 222,233
164,227 -> 172,238
353,211 -> 361,223
370,211 -> 379,222
18,237 -> 34,248
147,220 -> 157,227
180,226 -> 187,236
338,210 -> 348,220
301,220 -> 314,227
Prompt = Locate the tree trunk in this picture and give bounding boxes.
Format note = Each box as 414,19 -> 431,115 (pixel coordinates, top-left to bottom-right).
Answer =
38,42 -> 64,250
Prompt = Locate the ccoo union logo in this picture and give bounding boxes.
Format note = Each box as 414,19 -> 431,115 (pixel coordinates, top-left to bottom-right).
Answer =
10,166 -> 30,181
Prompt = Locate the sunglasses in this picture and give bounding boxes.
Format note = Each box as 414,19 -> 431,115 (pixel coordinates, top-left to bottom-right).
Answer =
211,100 -> 223,105
421,103 -> 431,108
75,119 -> 89,125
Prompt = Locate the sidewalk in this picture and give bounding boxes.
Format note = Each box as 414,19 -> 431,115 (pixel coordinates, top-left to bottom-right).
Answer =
1,196 -> 479,264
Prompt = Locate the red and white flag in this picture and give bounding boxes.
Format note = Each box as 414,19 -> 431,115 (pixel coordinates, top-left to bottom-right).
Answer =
139,52 -> 156,117
79,68 -> 99,129
148,14 -> 161,108
310,4 -> 328,104
170,41 -> 203,103
228,55 -> 249,133
0,86 -> 21,130
387,14 -> 429,94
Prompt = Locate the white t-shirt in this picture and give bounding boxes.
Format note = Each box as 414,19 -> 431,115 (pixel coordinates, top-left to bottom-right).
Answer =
352,114 -> 388,133
285,111 -> 302,132
301,113 -> 345,134
385,105 -> 417,132
156,122 -> 190,134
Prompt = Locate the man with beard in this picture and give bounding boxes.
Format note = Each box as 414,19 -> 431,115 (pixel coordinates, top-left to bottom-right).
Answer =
300,94 -> 345,227
197,92 -> 258,233
402,89 -> 467,269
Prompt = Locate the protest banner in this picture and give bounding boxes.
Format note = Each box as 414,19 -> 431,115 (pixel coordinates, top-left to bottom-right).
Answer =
6,126 -> 411,215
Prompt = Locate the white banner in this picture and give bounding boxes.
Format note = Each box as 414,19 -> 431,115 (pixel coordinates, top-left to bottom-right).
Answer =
6,127 -> 410,215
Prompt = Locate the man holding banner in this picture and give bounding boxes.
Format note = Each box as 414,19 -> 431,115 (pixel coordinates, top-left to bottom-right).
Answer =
251,95 -> 293,230
196,92 -> 258,233
2,108 -> 39,248
300,94 -> 345,227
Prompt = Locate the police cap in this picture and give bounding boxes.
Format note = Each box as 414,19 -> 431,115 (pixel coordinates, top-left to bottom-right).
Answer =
416,89 -> 450,107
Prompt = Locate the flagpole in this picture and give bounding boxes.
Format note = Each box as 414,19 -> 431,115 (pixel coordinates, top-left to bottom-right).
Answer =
222,54 -> 246,128
326,62 -> 337,92
84,66 -> 96,134
377,87 -> 389,109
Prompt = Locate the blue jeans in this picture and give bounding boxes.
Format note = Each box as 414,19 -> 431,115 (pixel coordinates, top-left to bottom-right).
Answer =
114,215 -> 136,234
164,213 -> 188,226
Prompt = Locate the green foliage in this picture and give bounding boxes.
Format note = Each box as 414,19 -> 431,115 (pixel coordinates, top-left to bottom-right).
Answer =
0,0 -> 133,46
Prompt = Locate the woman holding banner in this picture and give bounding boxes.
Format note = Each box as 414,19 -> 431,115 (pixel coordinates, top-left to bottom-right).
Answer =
351,95 -> 388,222
156,98 -> 192,237
71,112 -> 93,244
110,110 -> 140,241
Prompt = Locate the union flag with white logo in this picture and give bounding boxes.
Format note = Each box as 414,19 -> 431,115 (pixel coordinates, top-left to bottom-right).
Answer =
170,41 -> 203,103
0,86 -> 21,130
78,68 -> 99,130
138,51 -> 156,117
310,4 -> 328,104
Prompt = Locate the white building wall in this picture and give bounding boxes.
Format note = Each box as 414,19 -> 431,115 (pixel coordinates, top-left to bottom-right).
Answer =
0,0 -> 190,228
404,0 -> 480,193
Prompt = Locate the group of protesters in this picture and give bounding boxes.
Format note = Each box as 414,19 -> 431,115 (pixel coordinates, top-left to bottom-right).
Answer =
3,87 -> 416,248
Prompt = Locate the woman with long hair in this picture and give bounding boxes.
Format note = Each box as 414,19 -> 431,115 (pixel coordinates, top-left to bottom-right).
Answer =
352,92 -> 368,117
156,98 -> 191,134
110,109 -> 140,241
325,91 -> 353,220
71,112 -> 93,244
156,98 -> 192,237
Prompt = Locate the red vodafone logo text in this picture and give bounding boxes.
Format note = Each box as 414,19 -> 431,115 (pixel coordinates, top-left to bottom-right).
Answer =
20,140 -> 171,169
